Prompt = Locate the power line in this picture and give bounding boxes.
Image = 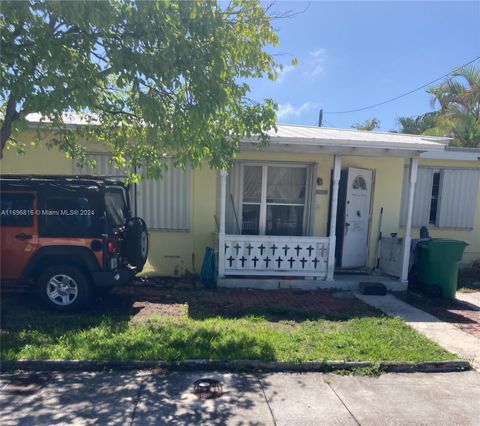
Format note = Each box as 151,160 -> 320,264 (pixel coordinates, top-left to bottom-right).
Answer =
325,56 -> 480,115
323,119 -> 337,128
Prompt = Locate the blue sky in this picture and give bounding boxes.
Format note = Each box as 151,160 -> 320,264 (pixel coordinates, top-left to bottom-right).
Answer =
248,1 -> 480,131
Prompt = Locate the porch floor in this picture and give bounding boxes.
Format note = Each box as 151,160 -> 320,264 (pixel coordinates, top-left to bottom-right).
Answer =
217,273 -> 405,291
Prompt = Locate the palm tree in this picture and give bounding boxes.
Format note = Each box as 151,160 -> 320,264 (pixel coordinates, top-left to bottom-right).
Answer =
426,66 -> 480,147
351,118 -> 380,131
428,66 -> 480,112
396,112 -> 438,135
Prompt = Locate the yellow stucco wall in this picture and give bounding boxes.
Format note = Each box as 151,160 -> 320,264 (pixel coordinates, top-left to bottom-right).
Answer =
0,133 -> 219,276
1,131 -> 73,174
1,132 -> 479,275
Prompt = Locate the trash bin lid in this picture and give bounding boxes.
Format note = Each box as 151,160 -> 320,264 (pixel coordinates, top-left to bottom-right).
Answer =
417,238 -> 468,247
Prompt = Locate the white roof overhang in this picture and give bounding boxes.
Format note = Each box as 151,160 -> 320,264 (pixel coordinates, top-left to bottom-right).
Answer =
241,124 -> 450,158
420,147 -> 480,161
24,115 -> 450,158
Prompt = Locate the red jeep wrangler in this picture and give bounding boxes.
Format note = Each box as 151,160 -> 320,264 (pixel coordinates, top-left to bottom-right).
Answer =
0,175 -> 148,311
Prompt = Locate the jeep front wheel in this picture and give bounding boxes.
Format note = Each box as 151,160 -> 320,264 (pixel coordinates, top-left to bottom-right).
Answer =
36,265 -> 93,312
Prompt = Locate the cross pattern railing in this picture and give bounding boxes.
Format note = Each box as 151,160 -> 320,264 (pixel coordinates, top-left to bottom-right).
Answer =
223,235 -> 329,277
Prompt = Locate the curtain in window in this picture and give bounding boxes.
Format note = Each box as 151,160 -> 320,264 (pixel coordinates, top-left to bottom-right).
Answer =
243,166 -> 262,202
227,162 -> 315,236
267,167 -> 306,204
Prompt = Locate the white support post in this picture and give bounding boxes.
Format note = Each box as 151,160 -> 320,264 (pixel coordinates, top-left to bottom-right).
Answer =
400,157 -> 418,283
327,155 -> 341,281
218,170 -> 228,278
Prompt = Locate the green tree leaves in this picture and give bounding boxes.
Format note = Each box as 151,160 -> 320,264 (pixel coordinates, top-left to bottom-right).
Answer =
0,0 -> 280,177
396,66 -> 480,147
351,118 -> 380,131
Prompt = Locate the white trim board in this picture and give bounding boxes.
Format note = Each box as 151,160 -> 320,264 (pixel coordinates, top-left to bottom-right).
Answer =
420,149 -> 480,161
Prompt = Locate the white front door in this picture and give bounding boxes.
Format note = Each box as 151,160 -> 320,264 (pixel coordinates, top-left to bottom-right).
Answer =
340,167 -> 373,268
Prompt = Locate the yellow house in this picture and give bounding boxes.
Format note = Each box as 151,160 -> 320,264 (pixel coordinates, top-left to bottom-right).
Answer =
1,117 -> 479,291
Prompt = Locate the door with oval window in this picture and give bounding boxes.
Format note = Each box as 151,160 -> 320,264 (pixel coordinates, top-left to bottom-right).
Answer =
339,167 -> 373,268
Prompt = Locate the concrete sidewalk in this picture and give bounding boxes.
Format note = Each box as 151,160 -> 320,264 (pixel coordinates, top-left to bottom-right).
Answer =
356,293 -> 480,370
1,370 -> 480,425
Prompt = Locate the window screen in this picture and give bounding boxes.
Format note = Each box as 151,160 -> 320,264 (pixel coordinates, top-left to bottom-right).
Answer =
237,164 -> 312,236
242,166 -> 262,234
266,167 -> 306,236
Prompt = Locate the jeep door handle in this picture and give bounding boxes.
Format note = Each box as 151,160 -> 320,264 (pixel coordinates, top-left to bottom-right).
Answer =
15,233 -> 33,240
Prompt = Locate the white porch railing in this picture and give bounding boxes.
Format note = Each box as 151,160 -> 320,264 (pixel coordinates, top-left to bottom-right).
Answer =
222,235 -> 329,278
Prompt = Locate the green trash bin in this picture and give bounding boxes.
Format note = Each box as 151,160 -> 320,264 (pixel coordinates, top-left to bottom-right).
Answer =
416,239 -> 468,299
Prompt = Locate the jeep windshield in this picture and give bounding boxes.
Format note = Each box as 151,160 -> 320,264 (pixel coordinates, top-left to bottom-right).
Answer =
105,186 -> 129,230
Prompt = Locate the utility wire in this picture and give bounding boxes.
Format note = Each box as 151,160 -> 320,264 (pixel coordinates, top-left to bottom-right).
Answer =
325,56 -> 480,115
323,119 -> 337,128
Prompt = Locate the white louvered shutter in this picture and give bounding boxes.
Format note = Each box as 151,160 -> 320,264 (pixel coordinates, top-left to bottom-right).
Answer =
437,169 -> 480,229
400,167 -> 434,227
136,162 -> 191,231
75,153 -> 191,230
73,153 -> 127,177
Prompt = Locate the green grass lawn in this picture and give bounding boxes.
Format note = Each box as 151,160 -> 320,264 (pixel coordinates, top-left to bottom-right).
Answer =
1,294 -> 454,362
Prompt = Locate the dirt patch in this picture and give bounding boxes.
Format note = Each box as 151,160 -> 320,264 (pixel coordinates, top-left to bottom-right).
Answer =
111,283 -> 381,323
398,291 -> 480,338
458,260 -> 480,292
129,301 -> 187,324
1,279 -> 382,324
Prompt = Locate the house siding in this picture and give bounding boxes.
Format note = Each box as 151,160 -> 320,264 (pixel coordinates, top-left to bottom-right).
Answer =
399,158 -> 480,264
1,131 -> 479,277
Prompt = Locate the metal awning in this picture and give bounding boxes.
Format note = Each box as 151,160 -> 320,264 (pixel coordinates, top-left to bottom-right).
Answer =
241,124 -> 450,157
25,114 -> 451,158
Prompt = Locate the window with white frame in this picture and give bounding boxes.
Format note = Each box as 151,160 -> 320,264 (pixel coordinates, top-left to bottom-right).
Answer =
240,163 -> 312,236
74,153 -> 191,230
400,166 -> 480,229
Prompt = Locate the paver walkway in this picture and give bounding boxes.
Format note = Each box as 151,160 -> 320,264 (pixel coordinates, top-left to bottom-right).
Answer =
397,291 -> 480,338
355,293 -> 480,370
457,291 -> 480,308
1,370 -> 480,425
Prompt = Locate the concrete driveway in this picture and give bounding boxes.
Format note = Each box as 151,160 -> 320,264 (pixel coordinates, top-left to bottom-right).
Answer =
1,370 -> 480,425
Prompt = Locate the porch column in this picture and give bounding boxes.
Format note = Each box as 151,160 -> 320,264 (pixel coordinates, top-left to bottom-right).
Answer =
327,155 -> 341,280
218,170 -> 228,278
400,157 -> 418,283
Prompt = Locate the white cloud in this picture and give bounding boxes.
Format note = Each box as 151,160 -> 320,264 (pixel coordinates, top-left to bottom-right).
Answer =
309,64 -> 324,78
277,102 -> 317,120
310,48 -> 326,58
304,48 -> 327,79
276,64 -> 296,84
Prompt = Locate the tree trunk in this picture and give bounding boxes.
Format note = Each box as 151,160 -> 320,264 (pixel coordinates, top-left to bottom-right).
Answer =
1,94 -> 20,159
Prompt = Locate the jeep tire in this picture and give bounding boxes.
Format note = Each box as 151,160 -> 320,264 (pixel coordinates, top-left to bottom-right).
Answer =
36,265 -> 93,312
124,217 -> 148,271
